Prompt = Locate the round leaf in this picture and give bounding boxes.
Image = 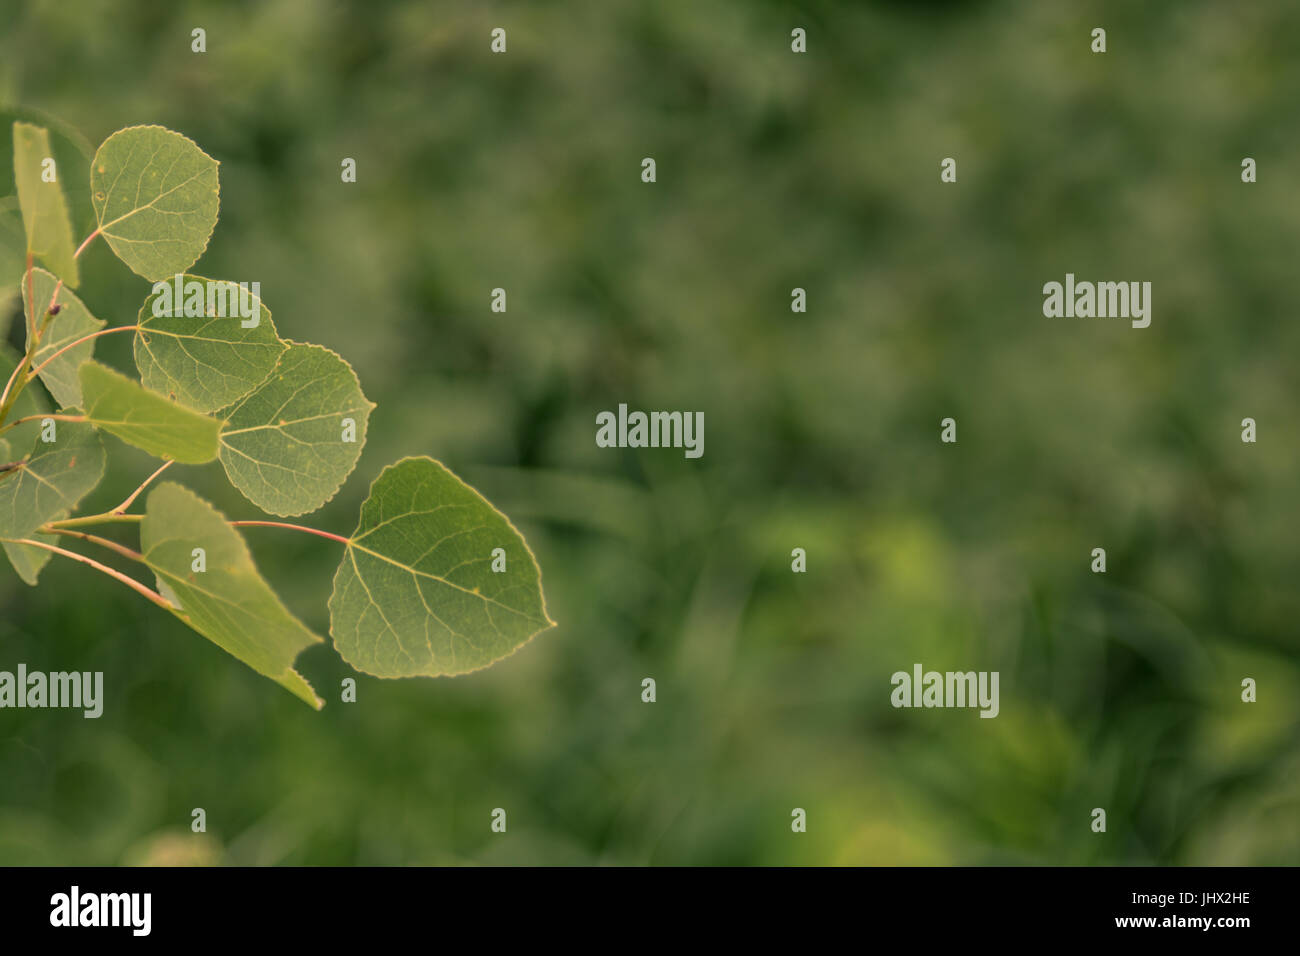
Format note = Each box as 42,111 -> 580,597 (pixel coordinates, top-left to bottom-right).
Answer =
135,275 -> 285,411
218,342 -> 373,516
90,126 -> 219,281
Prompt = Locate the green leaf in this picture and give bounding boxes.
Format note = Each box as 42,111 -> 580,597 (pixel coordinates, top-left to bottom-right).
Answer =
0,108 -> 96,237
12,122 -> 80,287
140,482 -> 324,708
0,197 -> 25,290
78,361 -> 220,464
329,457 -> 555,678
218,342 -> 373,517
135,275 -> 285,412
0,354 -> 58,587
90,126 -> 219,281
0,418 -> 105,541
2,531 -> 55,586
0,347 -> 77,587
22,266 -> 105,407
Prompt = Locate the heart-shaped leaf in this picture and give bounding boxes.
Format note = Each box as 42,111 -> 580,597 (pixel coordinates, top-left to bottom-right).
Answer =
79,361 -> 220,463
135,275 -> 285,412
329,457 -> 554,678
218,342 -> 373,516
23,266 -> 105,407
141,482 -> 323,708
90,126 -> 219,281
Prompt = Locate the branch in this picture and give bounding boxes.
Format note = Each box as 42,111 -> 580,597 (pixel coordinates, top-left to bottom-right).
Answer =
28,229 -> 99,346
0,412 -> 87,437
113,460 -> 173,514
45,512 -> 143,530
12,537 -> 171,609
0,359 -> 24,415
0,234 -> 101,424
0,256 -> 37,424
44,460 -> 175,527
41,527 -> 146,563
38,277 -> 65,345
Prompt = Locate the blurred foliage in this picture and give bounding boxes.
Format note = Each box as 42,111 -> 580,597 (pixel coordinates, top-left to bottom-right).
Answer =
0,0 -> 1297,865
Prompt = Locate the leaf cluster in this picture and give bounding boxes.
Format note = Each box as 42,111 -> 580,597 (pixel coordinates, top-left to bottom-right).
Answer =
0,122 -> 553,706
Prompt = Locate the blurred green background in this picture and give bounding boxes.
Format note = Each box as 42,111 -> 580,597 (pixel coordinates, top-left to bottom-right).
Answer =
0,0 -> 1297,865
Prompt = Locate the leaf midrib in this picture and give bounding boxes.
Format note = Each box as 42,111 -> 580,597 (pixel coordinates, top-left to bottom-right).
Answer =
98,165 -> 212,235
345,536 -> 549,625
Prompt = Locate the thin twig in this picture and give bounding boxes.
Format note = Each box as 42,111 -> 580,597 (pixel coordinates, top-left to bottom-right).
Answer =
0,360 -> 24,411
45,512 -> 144,530
12,538 -> 171,609
24,252 -> 35,341
38,276 -> 65,343
41,527 -> 146,563
114,460 -> 174,514
73,228 -> 100,260
26,325 -> 139,380
0,413 -> 87,438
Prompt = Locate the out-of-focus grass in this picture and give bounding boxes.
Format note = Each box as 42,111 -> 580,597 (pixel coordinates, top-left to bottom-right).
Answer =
0,0 -> 1297,864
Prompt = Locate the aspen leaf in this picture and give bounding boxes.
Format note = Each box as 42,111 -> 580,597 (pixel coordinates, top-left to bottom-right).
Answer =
135,275 -> 285,412
218,342 -> 373,516
0,418 -> 105,542
90,126 -> 219,280
1,531 -> 56,586
78,361 -> 220,463
0,349 -> 60,584
0,345 -> 46,459
140,482 -> 324,708
0,353 -> 76,585
0,108 -> 95,235
1,110 -> 93,289
0,197 -> 25,290
329,457 -> 554,678
12,122 -> 79,287
23,266 -> 105,407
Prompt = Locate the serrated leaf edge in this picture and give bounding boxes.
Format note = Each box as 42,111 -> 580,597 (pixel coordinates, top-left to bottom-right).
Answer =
327,455 -> 557,680
91,125 -> 221,281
